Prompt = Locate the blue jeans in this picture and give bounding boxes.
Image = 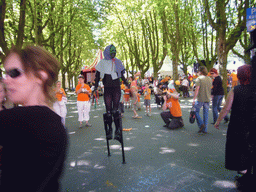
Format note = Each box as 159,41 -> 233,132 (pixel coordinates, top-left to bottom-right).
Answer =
195,101 -> 209,132
212,95 -> 223,123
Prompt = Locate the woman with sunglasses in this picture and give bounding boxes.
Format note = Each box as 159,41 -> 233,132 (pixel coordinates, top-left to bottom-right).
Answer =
0,45 -> 68,192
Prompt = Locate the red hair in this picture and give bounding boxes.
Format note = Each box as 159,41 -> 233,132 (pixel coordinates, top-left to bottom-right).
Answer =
209,68 -> 218,75
237,64 -> 252,85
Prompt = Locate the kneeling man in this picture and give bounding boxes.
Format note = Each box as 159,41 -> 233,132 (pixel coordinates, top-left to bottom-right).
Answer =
161,88 -> 184,129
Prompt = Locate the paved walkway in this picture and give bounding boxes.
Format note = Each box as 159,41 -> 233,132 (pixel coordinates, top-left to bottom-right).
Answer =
61,94 -> 239,192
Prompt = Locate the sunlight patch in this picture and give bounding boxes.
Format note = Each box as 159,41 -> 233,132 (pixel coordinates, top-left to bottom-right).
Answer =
77,160 -> 90,166
124,146 -> 134,151
110,145 -> 121,150
70,161 -> 76,167
187,143 -> 199,147
94,164 -> 105,169
160,147 -> 176,154
94,137 -> 105,141
212,180 -> 236,188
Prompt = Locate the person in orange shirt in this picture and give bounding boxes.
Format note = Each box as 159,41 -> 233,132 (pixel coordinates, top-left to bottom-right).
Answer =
143,83 -> 151,116
124,85 -> 131,108
120,81 -> 125,90
231,70 -> 238,87
160,88 -> 184,129
53,81 -> 67,125
76,75 -> 92,128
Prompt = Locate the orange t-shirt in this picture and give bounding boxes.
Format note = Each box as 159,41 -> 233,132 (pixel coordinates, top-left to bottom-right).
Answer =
166,89 -> 182,117
55,88 -> 66,101
143,88 -> 151,100
76,84 -> 91,101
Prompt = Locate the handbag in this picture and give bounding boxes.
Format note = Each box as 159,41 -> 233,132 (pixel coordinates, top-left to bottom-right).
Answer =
189,106 -> 196,124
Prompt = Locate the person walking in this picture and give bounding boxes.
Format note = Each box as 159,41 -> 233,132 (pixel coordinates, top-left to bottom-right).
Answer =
76,75 -> 92,128
0,45 -> 68,192
192,66 -> 212,133
53,81 -> 67,125
209,68 -> 229,124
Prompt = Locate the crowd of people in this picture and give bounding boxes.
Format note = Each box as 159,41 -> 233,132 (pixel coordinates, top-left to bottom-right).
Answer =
0,43 -> 255,191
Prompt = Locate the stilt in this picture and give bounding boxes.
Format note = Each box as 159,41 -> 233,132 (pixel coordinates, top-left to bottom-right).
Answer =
113,110 -> 126,164
106,139 -> 111,156
103,111 -> 126,163
120,134 -> 126,164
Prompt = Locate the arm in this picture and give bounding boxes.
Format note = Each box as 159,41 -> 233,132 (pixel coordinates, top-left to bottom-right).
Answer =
94,71 -> 100,89
162,97 -> 168,111
162,96 -> 171,111
76,85 -> 82,95
167,89 -> 179,100
192,85 -> 200,105
214,88 -> 234,129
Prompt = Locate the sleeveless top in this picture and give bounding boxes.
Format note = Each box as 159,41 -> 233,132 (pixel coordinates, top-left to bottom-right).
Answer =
225,85 -> 256,170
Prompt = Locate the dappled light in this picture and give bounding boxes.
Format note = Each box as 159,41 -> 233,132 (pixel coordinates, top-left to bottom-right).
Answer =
94,137 -> 105,141
94,164 -> 105,169
159,147 -> 176,154
187,143 -> 199,147
124,146 -> 134,151
110,145 -> 121,150
212,180 -> 236,189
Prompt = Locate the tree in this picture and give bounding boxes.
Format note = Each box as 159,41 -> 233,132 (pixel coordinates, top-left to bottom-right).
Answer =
204,0 -> 249,96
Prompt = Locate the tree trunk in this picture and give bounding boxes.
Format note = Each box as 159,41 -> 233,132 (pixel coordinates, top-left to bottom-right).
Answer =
16,0 -> 26,48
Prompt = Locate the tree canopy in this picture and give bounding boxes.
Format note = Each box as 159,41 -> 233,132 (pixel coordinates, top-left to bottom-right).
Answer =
0,0 -> 255,92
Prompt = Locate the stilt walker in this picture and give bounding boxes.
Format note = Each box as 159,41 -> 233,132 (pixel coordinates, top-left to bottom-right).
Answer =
94,45 -> 128,163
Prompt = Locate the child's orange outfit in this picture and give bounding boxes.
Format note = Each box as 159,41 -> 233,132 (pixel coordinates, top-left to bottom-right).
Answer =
124,88 -> 130,102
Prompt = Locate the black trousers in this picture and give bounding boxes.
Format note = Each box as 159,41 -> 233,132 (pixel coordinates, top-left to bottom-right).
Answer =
160,111 -> 183,129
104,86 -> 121,113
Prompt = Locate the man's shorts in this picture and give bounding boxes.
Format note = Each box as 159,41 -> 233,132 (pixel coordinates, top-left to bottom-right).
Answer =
144,99 -> 151,106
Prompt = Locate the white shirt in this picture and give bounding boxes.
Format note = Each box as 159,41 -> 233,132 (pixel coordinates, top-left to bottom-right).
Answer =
96,59 -> 118,80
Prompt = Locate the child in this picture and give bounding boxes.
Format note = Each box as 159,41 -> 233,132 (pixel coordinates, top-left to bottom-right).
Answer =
143,83 -> 151,116
131,86 -> 141,118
124,85 -> 131,108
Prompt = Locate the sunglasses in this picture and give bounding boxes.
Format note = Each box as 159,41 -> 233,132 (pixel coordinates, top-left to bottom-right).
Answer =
4,68 -> 24,78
